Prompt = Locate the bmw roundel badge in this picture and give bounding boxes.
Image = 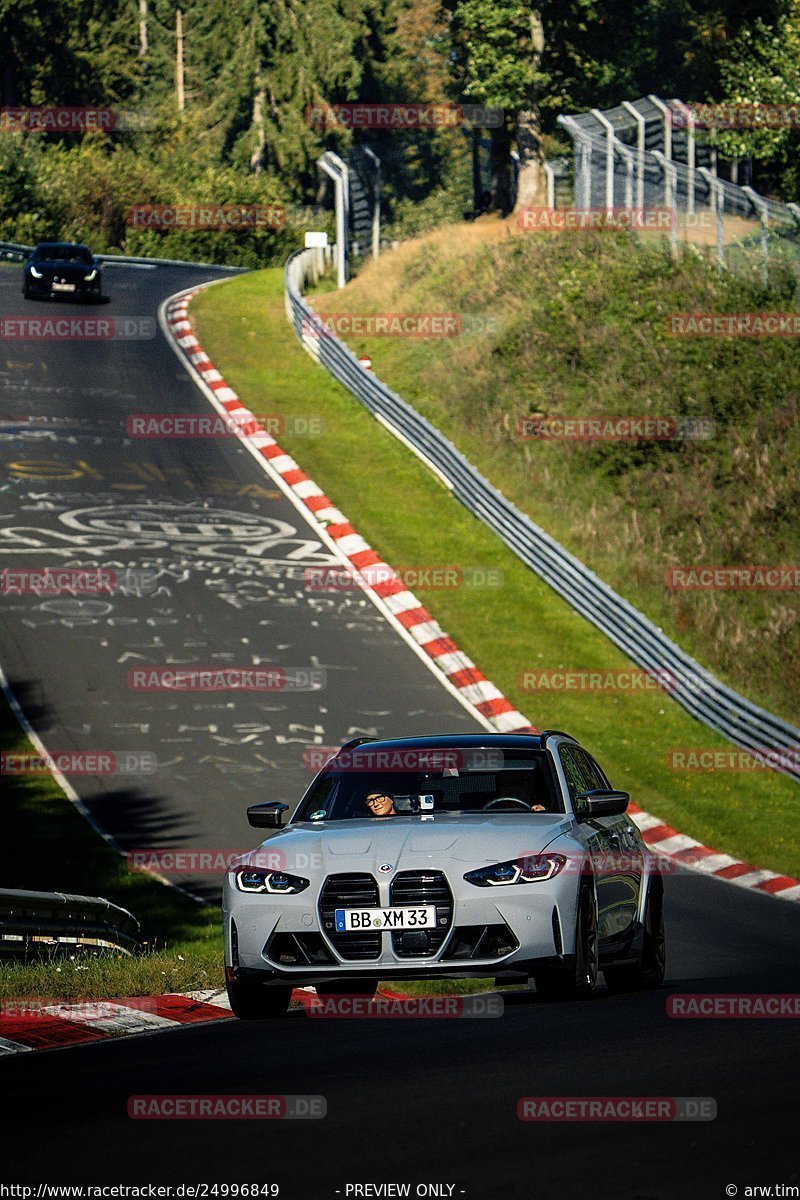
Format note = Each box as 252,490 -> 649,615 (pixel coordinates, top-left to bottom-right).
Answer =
378,863 -> 394,873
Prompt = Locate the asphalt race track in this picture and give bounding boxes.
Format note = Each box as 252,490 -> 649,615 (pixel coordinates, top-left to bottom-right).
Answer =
2,264 -> 799,1198
0,262 -> 480,896
2,872 -> 800,1198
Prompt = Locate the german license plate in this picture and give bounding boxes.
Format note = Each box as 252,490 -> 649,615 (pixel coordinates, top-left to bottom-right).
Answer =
334,905 -> 435,932
52,282 -> 75,292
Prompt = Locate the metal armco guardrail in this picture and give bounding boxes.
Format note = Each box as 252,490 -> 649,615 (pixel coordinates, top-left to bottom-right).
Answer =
286,247 -> 800,783
0,889 -> 141,959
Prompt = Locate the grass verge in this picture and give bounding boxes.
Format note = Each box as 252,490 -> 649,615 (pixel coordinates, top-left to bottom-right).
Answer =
192,265 -> 799,879
0,687 -> 224,1000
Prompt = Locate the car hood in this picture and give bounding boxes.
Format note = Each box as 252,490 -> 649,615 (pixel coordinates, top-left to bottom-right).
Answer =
243,814 -> 576,876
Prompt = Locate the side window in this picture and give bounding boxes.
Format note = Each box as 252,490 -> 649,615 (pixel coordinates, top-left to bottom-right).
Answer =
558,746 -> 592,817
573,748 -> 608,790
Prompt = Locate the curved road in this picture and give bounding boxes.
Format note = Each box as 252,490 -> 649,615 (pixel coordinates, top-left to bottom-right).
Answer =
1,263 -> 798,1196
0,261 -> 480,896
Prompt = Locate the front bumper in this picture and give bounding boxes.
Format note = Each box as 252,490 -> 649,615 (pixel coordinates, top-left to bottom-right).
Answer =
223,869 -> 580,983
25,276 -> 102,298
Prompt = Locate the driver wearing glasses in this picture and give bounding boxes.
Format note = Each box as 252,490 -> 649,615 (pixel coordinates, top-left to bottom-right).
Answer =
365,791 -> 397,817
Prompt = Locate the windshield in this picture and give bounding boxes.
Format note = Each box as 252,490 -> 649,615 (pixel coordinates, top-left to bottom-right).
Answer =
294,752 -> 561,821
33,245 -> 93,263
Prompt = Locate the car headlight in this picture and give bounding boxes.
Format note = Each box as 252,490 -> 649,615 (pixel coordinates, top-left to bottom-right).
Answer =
84,269 -> 97,281
234,867 -> 309,894
464,854 -> 567,886
30,266 -> 43,278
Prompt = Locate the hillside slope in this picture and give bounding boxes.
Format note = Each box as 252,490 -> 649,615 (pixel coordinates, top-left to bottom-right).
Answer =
313,223 -> 800,724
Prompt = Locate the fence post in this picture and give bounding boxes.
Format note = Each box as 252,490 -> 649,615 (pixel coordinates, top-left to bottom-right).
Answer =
670,100 -> 696,215
615,139 -> 634,212
591,108 -> 616,211
743,186 -> 770,289
362,146 -> 381,260
557,116 -> 592,209
652,151 -> 678,255
621,100 -> 646,213
647,95 -> 672,161
543,161 -> 555,209
318,152 -> 350,288
699,167 -> 724,267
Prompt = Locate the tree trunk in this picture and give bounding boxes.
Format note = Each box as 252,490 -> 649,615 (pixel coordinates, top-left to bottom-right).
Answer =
250,76 -> 266,173
515,108 -> 546,209
513,9 -> 546,213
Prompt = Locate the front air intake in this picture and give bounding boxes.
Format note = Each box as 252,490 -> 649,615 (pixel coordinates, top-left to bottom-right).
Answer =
319,873 -> 381,960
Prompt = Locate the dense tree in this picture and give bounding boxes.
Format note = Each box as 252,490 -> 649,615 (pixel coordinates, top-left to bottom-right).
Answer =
447,0 -> 791,213
1,0 -> 798,253
712,1 -> 800,196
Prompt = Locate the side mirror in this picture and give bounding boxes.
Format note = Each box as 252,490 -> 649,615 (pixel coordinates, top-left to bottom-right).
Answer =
575,789 -> 630,819
247,801 -> 289,829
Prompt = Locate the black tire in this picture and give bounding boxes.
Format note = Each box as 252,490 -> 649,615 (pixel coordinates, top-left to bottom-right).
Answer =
533,882 -> 598,1000
226,977 -> 292,1020
603,875 -> 666,993
22,284 -> 32,300
315,979 -> 378,1002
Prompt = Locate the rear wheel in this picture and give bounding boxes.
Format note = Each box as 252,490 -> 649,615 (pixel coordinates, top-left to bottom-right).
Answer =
533,882 -> 598,1000
226,976 -> 292,1020
603,875 -> 666,993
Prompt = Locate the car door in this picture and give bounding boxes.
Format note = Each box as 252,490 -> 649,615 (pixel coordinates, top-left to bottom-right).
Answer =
557,744 -> 620,944
575,747 -> 643,941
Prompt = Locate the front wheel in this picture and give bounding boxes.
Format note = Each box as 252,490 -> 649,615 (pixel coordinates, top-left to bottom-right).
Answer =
533,882 -> 598,1000
226,976 -> 292,1020
604,875 -> 666,993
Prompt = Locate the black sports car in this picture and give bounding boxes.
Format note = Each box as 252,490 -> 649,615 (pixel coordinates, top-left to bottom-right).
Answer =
23,242 -> 103,301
